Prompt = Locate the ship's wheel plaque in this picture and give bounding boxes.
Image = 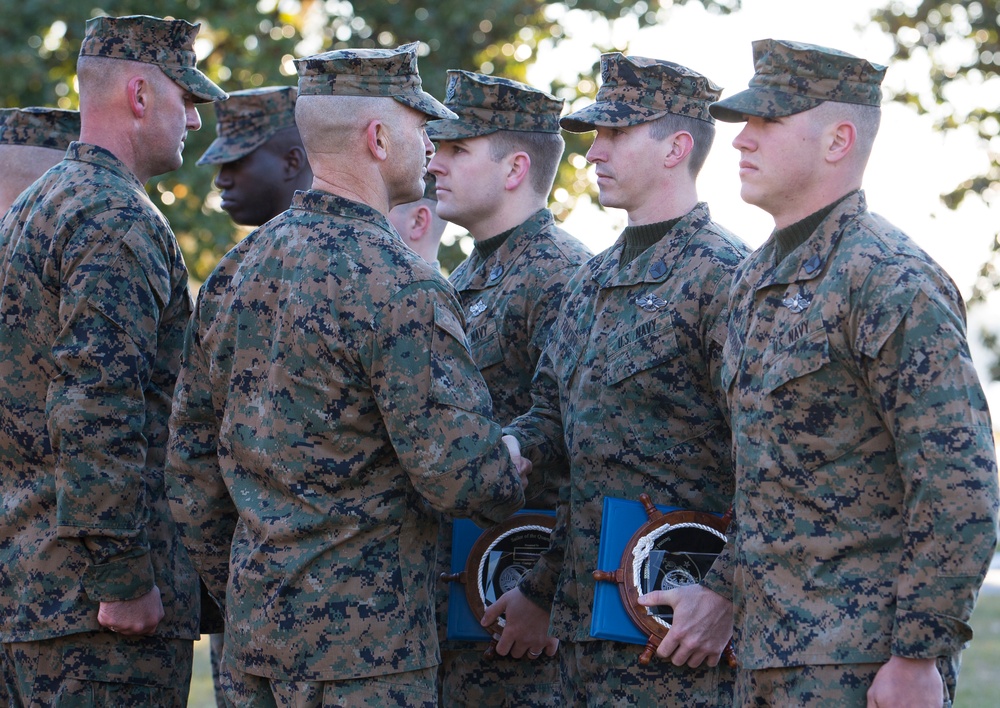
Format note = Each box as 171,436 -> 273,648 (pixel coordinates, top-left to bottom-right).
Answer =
593,493 -> 735,666
442,513 -> 555,658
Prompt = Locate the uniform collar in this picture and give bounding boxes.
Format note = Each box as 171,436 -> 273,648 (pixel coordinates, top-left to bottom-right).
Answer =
451,208 -> 555,291
291,189 -> 395,234
759,190 -> 866,288
593,202 -> 713,287
66,142 -> 145,192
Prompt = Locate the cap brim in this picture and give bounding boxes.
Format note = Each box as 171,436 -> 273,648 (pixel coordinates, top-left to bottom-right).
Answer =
709,87 -> 822,123
163,66 -> 228,104
559,101 -> 663,133
394,92 -> 458,120
424,118 -> 497,141
196,133 -> 271,166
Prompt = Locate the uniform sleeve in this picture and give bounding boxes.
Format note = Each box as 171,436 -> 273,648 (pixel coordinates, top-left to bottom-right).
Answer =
368,282 -> 525,527
855,265 -> 1000,658
516,479 -> 569,612
504,340 -> 568,469
49,215 -> 168,602
502,342 -> 570,606
165,292 -> 239,606
521,263 -> 579,498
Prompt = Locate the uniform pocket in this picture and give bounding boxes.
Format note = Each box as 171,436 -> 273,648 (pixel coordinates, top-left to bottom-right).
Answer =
604,316 -> 679,386
468,317 -> 504,370
761,328 -> 829,394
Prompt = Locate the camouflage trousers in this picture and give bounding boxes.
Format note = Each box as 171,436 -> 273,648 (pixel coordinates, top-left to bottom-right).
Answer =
0,631 -> 193,707
438,646 -> 562,707
222,664 -> 437,707
559,639 -> 734,707
735,657 -> 959,707
210,633 -> 226,707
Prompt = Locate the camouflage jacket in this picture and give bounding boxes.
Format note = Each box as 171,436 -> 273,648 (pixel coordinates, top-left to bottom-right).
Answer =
505,203 -> 748,641
440,208 -> 590,651
0,143 -> 198,641
166,190 -> 525,681
449,208 -> 592,508
702,191 -> 1000,668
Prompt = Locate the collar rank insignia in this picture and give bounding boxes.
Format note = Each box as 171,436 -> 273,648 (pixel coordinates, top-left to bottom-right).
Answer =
488,265 -> 504,282
782,292 -> 812,314
469,300 -> 487,317
636,293 -> 667,312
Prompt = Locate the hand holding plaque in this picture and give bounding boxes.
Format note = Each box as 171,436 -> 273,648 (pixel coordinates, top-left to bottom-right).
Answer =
441,512 -> 556,659
592,493 -> 736,667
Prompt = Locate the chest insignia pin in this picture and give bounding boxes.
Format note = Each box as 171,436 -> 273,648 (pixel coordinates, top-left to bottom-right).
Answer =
636,293 -> 667,312
782,292 -> 812,314
469,300 -> 487,317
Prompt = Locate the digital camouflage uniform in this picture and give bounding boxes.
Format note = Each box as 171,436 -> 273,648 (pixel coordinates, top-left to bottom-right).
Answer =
165,46 -> 525,706
0,106 -> 80,149
195,83 -> 301,708
0,14 -> 225,707
704,40 -> 1000,707
424,71 -> 593,707
505,53 -> 749,707
197,85 -> 298,166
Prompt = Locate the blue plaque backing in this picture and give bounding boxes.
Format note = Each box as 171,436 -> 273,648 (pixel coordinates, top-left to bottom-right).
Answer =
446,510 -> 556,641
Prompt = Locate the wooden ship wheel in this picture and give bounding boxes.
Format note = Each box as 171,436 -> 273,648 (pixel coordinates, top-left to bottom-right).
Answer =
441,512 -> 555,658
592,493 -> 736,667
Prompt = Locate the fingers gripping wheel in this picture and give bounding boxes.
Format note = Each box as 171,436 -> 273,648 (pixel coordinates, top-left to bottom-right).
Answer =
441,513 -> 556,659
592,493 -> 736,667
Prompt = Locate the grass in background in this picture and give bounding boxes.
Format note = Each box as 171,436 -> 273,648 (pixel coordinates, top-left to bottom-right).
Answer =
184,595 -> 1000,706
956,592 -> 1000,707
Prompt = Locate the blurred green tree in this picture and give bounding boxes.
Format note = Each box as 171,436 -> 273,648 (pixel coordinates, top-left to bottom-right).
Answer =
873,1 -> 1000,377
0,0 -> 739,280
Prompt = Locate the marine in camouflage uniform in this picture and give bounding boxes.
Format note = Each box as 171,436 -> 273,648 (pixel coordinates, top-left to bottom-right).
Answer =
424,71 -> 592,707
196,83 -> 313,708
0,14 -> 226,707
198,85 -> 313,228
498,54 -> 749,706
165,44 -> 526,707
0,107 -> 80,214
700,39 -> 1000,706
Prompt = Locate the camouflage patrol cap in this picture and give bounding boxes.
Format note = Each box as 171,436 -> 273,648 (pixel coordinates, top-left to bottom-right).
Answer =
424,70 -> 564,140
79,15 -> 227,104
560,53 -> 721,132
294,43 -> 456,120
709,39 -> 886,122
197,86 -> 298,166
0,108 -> 80,149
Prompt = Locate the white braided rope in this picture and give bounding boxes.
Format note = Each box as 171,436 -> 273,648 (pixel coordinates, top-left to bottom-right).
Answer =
631,522 -> 727,630
478,524 -> 552,628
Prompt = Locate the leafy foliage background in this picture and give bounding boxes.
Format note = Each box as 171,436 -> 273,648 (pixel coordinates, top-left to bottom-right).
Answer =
0,0 -> 740,280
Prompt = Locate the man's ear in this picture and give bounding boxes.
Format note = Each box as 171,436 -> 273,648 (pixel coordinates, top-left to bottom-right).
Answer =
127,76 -> 148,118
505,152 -> 531,191
662,131 -> 694,168
826,121 -> 856,164
283,145 -> 308,179
367,120 -> 389,161
410,204 -> 432,239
